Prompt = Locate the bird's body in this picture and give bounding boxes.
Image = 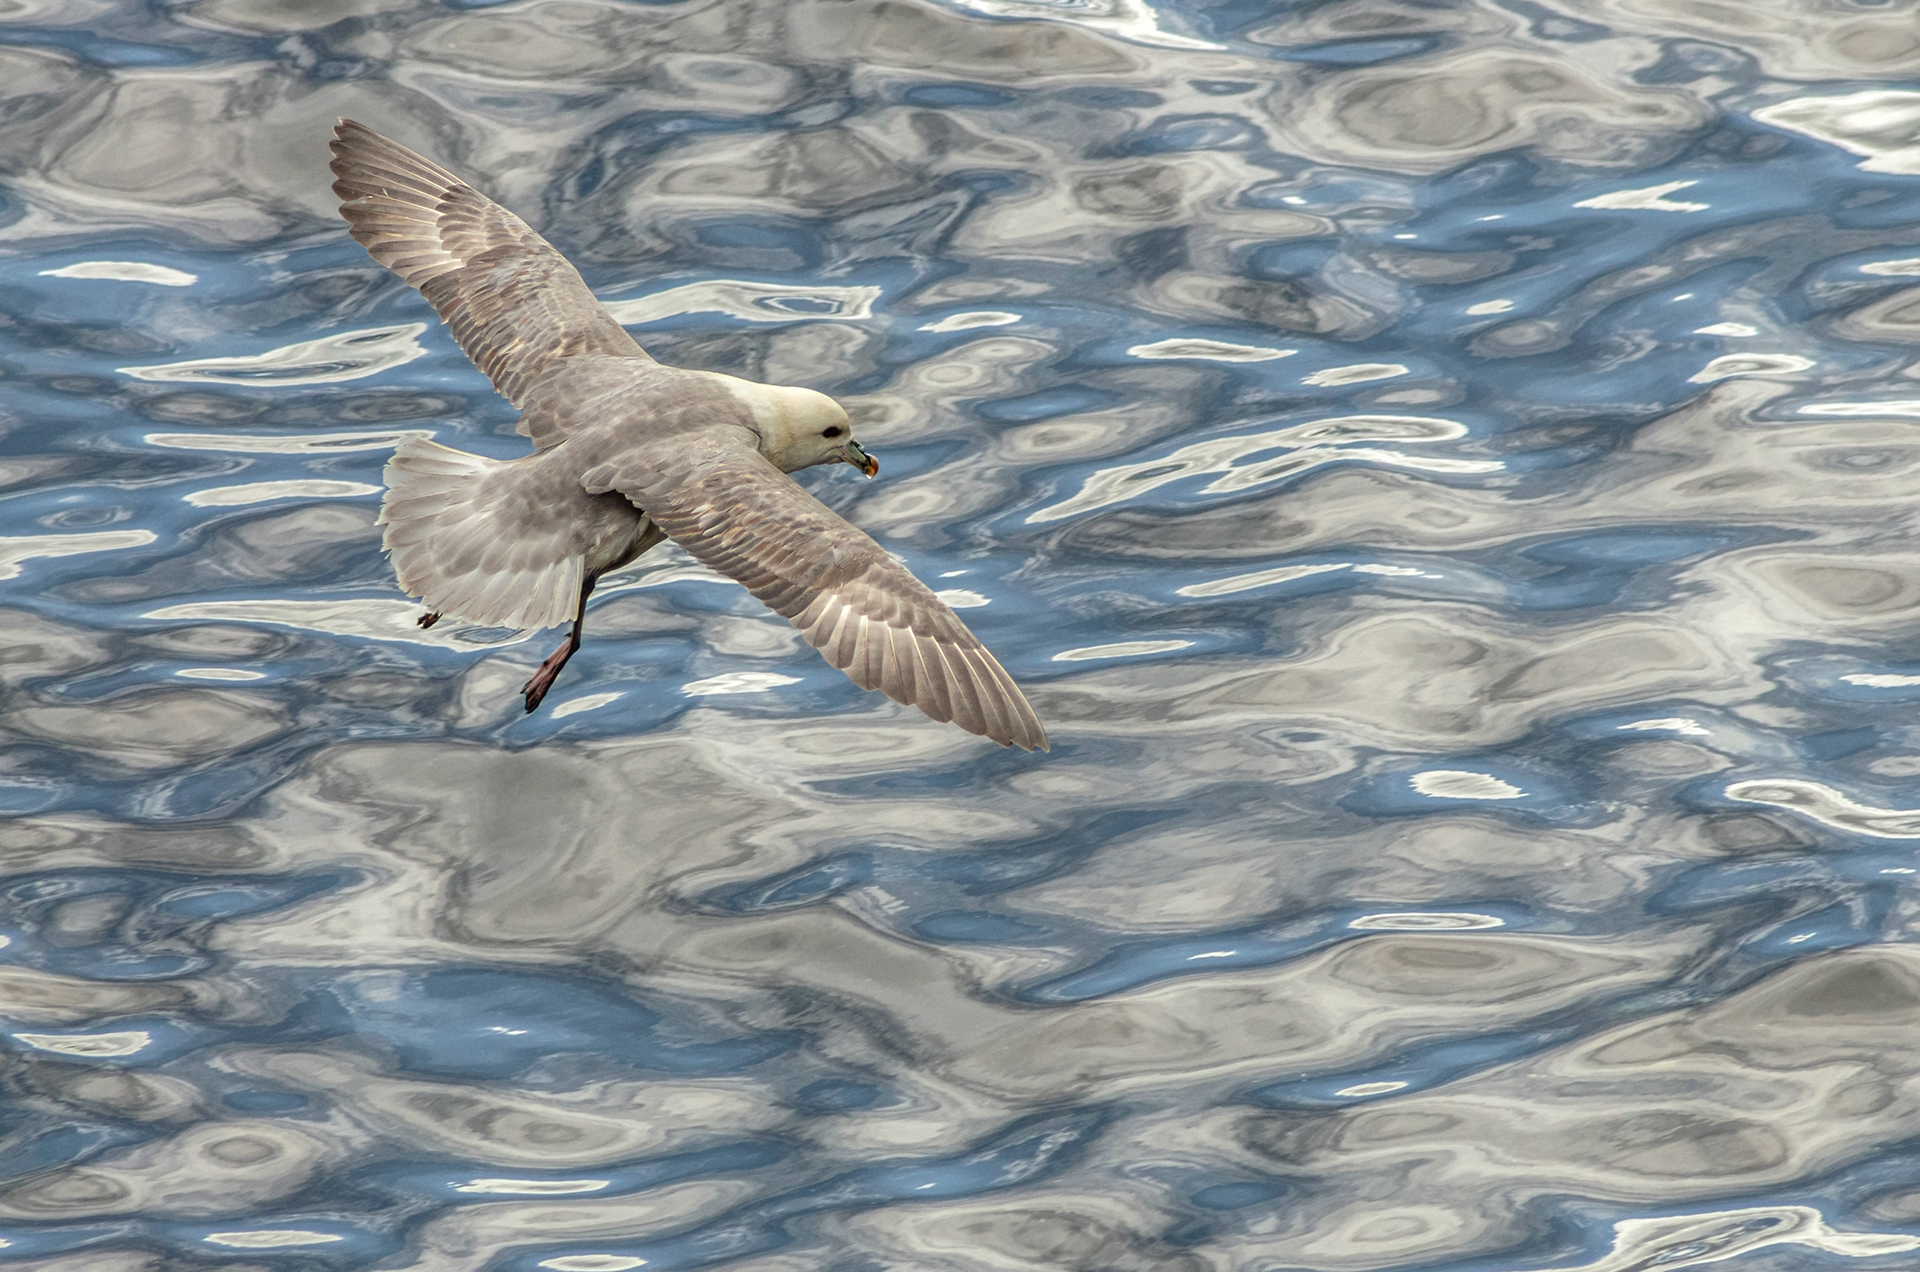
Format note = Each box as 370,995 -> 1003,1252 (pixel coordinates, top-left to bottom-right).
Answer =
329,120 -> 1047,749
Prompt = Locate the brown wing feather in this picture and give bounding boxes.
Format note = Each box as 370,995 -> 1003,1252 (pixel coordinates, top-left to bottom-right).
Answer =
585,439 -> 1048,751
328,119 -> 648,434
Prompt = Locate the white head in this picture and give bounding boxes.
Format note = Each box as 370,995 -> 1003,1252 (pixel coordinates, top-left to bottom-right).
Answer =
714,375 -> 877,477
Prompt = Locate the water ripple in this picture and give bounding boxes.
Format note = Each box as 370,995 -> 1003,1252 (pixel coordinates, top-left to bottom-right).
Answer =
5,0 -> 1920,1267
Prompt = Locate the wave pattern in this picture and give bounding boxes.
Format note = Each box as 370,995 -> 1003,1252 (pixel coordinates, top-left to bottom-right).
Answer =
4,0 -> 1920,1267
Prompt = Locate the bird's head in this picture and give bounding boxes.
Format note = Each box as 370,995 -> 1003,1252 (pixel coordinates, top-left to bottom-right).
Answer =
727,379 -> 878,478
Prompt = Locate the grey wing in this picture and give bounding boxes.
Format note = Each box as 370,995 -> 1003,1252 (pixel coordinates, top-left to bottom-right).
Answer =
329,119 -> 648,428
586,440 -> 1048,751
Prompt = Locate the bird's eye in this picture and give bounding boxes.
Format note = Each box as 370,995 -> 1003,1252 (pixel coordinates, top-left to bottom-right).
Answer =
822,426 -> 844,438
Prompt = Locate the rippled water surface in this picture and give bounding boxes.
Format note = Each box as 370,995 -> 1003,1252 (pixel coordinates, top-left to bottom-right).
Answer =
7,0 -> 1920,1267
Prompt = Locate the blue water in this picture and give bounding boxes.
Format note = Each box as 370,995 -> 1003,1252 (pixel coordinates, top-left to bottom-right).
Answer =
6,0 -> 1920,1267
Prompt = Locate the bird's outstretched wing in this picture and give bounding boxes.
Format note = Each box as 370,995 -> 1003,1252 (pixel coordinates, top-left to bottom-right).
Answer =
582,437 -> 1048,751
329,119 -> 647,432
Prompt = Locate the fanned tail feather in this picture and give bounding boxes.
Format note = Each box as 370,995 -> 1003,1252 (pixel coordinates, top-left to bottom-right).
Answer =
378,439 -> 582,631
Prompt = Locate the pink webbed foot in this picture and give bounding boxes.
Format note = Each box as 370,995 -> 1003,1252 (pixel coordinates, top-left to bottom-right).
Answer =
520,639 -> 578,713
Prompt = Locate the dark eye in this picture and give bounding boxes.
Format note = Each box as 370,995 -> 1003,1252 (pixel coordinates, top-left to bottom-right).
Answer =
822,426 -> 844,438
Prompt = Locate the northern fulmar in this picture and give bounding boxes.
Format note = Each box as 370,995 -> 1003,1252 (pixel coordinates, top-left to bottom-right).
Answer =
328,120 -> 1046,750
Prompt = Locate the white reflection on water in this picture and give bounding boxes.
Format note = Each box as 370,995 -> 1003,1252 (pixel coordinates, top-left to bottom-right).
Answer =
454,1178 -> 610,1195
1411,771 -> 1525,800
1030,415 -> 1490,523
184,480 -> 380,507
119,323 -> 429,385
1178,558 -> 1442,598
1573,180 -> 1710,212
1797,399 -> 1920,418
1350,913 -> 1506,931
1619,717 -> 1712,736
538,1258 -> 646,1271
1517,1205 -> 1920,1272
602,280 -> 881,326
922,311 -> 1021,332
1335,1080 -> 1409,1097
1176,562 -> 1350,598
1753,91 -> 1920,175
939,0 -> 1219,50
146,430 -> 430,454
1303,362 -> 1409,387
177,668 -> 267,681
1127,337 -> 1295,362
680,672 -> 800,695
1694,322 -> 1759,336
14,1030 -> 152,1057
40,260 -> 196,285
0,530 -> 155,580
550,692 -> 623,719
1352,563 -> 1440,578
1688,354 -> 1815,383
933,588 -> 989,608
597,559 -> 738,595
1053,639 -> 1193,661
1726,779 -> 1920,838
1863,258 -> 1920,276
1844,673 -> 1920,687
204,1231 -> 345,1249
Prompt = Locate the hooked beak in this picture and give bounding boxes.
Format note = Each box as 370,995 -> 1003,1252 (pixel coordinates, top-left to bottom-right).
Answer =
838,440 -> 879,478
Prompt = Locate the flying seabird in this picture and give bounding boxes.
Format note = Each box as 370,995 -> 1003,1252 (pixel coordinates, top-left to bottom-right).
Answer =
328,120 -> 1047,750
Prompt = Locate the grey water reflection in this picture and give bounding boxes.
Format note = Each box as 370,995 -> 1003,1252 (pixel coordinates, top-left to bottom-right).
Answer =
6,0 -> 1920,1267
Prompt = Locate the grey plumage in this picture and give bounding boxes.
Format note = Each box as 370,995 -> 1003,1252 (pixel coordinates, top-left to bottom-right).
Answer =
330,119 -> 1047,750
330,120 -> 648,417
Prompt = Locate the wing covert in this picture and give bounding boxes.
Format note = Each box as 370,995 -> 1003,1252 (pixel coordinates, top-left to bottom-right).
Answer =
329,119 -> 648,425
589,441 -> 1047,751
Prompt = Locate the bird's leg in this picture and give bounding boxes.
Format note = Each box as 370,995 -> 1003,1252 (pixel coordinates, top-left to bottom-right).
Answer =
417,610 -> 441,629
521,573 -> 598,714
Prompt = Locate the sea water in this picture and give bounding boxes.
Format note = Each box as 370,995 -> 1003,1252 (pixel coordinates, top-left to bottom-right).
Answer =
3,1 -> 1920,1268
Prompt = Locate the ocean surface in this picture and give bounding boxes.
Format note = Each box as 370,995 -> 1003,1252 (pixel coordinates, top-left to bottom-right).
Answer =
4,0 -> 1920,1268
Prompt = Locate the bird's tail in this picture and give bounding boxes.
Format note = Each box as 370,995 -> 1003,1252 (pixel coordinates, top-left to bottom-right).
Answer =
377,438 -> 583,631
